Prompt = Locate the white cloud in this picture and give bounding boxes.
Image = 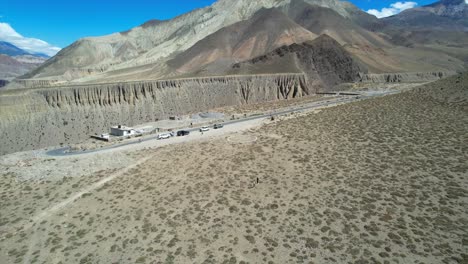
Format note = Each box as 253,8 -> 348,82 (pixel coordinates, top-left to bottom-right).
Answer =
367,1 -> 418,18
0,23 -> 61,56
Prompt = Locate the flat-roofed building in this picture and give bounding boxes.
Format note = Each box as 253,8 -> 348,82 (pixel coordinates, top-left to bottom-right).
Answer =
110,125 -> 135,137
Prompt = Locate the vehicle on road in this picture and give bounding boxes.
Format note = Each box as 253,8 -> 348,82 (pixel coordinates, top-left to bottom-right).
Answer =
200,126 -> 210,132
157,133 -> 171,140
177,130 -> 190,137
214,124 -> 224,129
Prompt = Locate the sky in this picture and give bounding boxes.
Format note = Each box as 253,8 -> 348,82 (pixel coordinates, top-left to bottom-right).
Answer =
0,0 -> 443,56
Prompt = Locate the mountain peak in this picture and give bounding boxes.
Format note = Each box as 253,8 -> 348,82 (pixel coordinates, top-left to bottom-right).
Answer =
383,0 -> 468,31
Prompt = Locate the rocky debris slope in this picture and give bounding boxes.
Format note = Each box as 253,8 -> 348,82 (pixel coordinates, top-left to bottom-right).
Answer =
231,35 -> 364,92
358,71 -> 456,83
0,74 -> 307,155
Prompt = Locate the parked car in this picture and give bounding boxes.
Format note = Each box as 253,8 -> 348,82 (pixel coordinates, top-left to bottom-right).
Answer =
157,133 -> 171,140
177,130 -> 190,137
200,126 -> 210,132
214,124 -> 224,129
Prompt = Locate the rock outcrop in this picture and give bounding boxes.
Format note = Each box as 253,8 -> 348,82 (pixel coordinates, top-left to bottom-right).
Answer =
0,74 -> 307,155
358,71 -> 456,83
231,35 -> 364,92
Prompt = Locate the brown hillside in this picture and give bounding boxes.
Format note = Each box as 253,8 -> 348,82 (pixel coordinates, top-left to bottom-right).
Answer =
231,34 -> 365,92
168,8 -> 316,74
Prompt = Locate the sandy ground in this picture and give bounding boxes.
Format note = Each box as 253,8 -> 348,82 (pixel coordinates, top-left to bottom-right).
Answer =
0,79 -> 467,263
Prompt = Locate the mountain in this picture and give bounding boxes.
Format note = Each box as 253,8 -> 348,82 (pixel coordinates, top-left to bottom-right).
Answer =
0,41 -> 48,84
382,0 -> 468,31
230,34 -> 364,92
168,8 -> 317,75
285,0 -> 389,47
0,41 -> 31,56
379,0 -> 468,66
21,0 -> 379,82
12,0 -> 468,87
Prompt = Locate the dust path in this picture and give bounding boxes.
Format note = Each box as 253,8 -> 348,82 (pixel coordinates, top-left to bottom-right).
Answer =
20,154 -> 154,264
33,154 -> 154,225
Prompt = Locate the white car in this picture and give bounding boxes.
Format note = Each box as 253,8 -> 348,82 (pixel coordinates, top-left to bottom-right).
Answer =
157,133 -> 171,140
199,126 -> 210,132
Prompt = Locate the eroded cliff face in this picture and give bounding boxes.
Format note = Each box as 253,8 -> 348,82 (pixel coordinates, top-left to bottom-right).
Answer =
358,71 -> 456,83
0,74 -> 307,155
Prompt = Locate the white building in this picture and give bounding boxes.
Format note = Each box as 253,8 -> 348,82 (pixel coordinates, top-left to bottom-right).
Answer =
110,125 -> 135,137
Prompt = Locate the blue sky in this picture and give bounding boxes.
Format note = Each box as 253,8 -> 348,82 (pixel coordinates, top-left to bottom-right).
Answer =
0,0 -> 438,55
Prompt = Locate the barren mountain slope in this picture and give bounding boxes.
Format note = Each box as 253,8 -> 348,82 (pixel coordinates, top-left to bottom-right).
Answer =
0,54 -> 46,81
0,42 -> 48,85
383,0 -> 468,31
380,0 -> 468,68
230,34 -> 364,92
167,8 -> 316,75
283,0 -> 467,73
20,0 -> 378,82
285,0 -> 389,48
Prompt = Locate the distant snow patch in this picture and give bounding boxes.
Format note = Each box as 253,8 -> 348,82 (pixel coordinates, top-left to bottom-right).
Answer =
367,1 -> 418,18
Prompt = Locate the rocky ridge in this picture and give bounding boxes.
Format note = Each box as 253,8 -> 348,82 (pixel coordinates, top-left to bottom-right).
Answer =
231,35 -> 364,92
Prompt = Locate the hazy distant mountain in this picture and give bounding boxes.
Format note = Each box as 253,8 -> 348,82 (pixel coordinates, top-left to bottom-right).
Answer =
0,41 -> 48,84
383,0 -> 468,31
0,41 -> 31,56
379,0 -> 468,66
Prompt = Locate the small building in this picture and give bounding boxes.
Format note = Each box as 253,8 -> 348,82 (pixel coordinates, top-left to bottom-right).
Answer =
110,125 -> 135,137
